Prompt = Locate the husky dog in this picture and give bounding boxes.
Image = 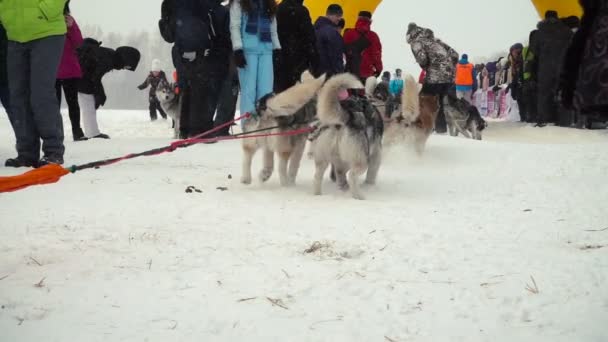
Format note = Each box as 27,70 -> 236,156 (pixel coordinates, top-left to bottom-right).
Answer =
155,80 -> 182,138
311,73 -> 384,200
384,74 -> 439,155
241,74 -> 325,186
443,95 -> 487,140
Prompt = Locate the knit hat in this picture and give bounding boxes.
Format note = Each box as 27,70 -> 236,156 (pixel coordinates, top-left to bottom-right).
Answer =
545,10 -> 558,19
151,59 -> 162,72
511,43 -> 524,51
326,4 -> 343,16
359,11 -> 372,19
407,23 -> 418,35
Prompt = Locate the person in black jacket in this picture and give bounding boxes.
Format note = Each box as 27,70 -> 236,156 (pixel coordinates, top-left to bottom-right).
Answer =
169,0 -> 230,139
77,38 -> 140,139
531,10 -> 573,127
561,0 -> 607,128
205,0 -> 233,137
314,4 -> 344,78
0,24 -> 9,120
273,0 -> 319,92
138,59 -> 169,121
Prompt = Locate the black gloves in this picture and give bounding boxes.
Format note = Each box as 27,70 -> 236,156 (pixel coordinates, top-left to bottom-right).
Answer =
94,93 -> 107,109
234,50 -> 247,68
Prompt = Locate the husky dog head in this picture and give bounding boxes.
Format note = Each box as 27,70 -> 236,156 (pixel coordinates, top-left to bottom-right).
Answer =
155,80 -> 176,103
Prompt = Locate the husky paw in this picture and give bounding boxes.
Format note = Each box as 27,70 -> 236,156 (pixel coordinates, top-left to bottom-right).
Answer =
259,168 -> 273,183
241,175 -> 252,185
283,176 -> 296,187
351,192 -> 366,200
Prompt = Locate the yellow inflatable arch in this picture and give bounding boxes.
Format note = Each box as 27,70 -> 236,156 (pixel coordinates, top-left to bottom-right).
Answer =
304,0 -> 582,31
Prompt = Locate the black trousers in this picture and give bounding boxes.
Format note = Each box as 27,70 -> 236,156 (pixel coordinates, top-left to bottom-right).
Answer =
521,80 -> 537,123
180,56 -> 227,138
149,96 -> 167,121
56,78 -> 85,139
213,72 -> 239,135
421,83 -> 451,133
537,79 -> 559,125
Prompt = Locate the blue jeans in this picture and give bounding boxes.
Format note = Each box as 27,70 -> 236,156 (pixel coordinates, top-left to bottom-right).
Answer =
8,35 -> 65,161
238,50 -> 273,125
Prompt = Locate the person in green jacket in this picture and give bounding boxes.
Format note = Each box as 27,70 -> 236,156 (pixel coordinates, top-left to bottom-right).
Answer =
0,0 -> 68,167
521,30 -> 538,123
0,23 -> 9,119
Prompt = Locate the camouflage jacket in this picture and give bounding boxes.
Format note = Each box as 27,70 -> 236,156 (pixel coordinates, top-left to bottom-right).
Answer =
407,25 -> 459,85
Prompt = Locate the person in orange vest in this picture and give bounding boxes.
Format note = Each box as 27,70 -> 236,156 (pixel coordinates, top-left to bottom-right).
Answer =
455,54 -> 475,103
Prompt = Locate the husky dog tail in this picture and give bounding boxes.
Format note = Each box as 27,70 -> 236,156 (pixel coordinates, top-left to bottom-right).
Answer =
263,74 -> 326,118
300,70 -> 315,83
317,73 -> 364,125
400,74 -> 420,123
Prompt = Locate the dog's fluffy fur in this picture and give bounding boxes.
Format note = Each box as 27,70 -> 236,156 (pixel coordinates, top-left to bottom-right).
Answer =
384,74 -> 438,155
155,81 -> 181,138
443,96 -> 487,140
311,73 -> 384,200
241,73 -> 325,186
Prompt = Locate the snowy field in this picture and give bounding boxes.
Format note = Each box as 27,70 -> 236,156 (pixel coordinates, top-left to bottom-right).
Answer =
1,109 -> 607,342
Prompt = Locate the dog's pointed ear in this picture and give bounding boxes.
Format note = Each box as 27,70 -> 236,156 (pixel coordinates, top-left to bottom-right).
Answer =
264,74 -> 326,117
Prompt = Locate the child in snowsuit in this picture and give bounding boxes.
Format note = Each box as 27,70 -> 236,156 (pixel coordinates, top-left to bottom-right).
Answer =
138,59 -> 168,121
77,38 -> 140,139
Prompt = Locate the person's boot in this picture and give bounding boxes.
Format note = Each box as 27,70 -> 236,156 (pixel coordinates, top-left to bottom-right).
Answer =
5,156 -> 38,168
73,127 -> 87,142
92,133 -> 110,139
37,155 -> 64,167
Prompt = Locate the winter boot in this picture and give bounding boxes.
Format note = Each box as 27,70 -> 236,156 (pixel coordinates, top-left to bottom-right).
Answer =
5,156 -> 38,168
37,155 -> 64,167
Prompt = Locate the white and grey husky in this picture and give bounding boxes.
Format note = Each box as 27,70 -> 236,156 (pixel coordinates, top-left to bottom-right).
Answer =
241,73 -> 325,186
310,73 -> 384,200
383,74 -> 439,155
155,80 -> 182,138
443,95 -> 487,140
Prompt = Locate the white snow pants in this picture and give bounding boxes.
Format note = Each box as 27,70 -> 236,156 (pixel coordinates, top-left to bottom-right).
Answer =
78,93 -> 101,137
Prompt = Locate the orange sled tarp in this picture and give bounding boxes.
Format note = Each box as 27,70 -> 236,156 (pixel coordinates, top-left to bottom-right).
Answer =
0,164 -> 70,193
304,0 -> 581,29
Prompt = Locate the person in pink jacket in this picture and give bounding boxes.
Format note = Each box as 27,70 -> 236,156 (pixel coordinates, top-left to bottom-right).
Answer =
55,1 -> 86,141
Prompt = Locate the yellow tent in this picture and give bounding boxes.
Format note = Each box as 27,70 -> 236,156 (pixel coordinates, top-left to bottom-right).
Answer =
304,0 -> 582,31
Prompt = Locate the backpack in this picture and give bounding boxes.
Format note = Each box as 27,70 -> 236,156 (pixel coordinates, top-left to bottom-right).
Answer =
160,0 -> 215,54
345,30 -> 370,76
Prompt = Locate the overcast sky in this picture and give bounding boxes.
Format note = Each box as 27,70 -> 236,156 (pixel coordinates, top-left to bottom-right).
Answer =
71,0 -> 540,74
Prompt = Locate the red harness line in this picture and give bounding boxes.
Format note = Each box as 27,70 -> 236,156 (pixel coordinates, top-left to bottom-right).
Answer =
71,114 -> 314,172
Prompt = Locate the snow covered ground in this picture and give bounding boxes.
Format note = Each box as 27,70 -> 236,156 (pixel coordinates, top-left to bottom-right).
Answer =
1,109 -> 607,342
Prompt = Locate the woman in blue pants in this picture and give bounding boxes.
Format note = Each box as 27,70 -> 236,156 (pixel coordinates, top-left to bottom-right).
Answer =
229,0 -> 281,123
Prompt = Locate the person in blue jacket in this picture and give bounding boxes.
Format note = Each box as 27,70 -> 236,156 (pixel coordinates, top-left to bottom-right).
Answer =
389,68 -> 404,96
314,4 -> 344,77
230,0 -> 281,121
